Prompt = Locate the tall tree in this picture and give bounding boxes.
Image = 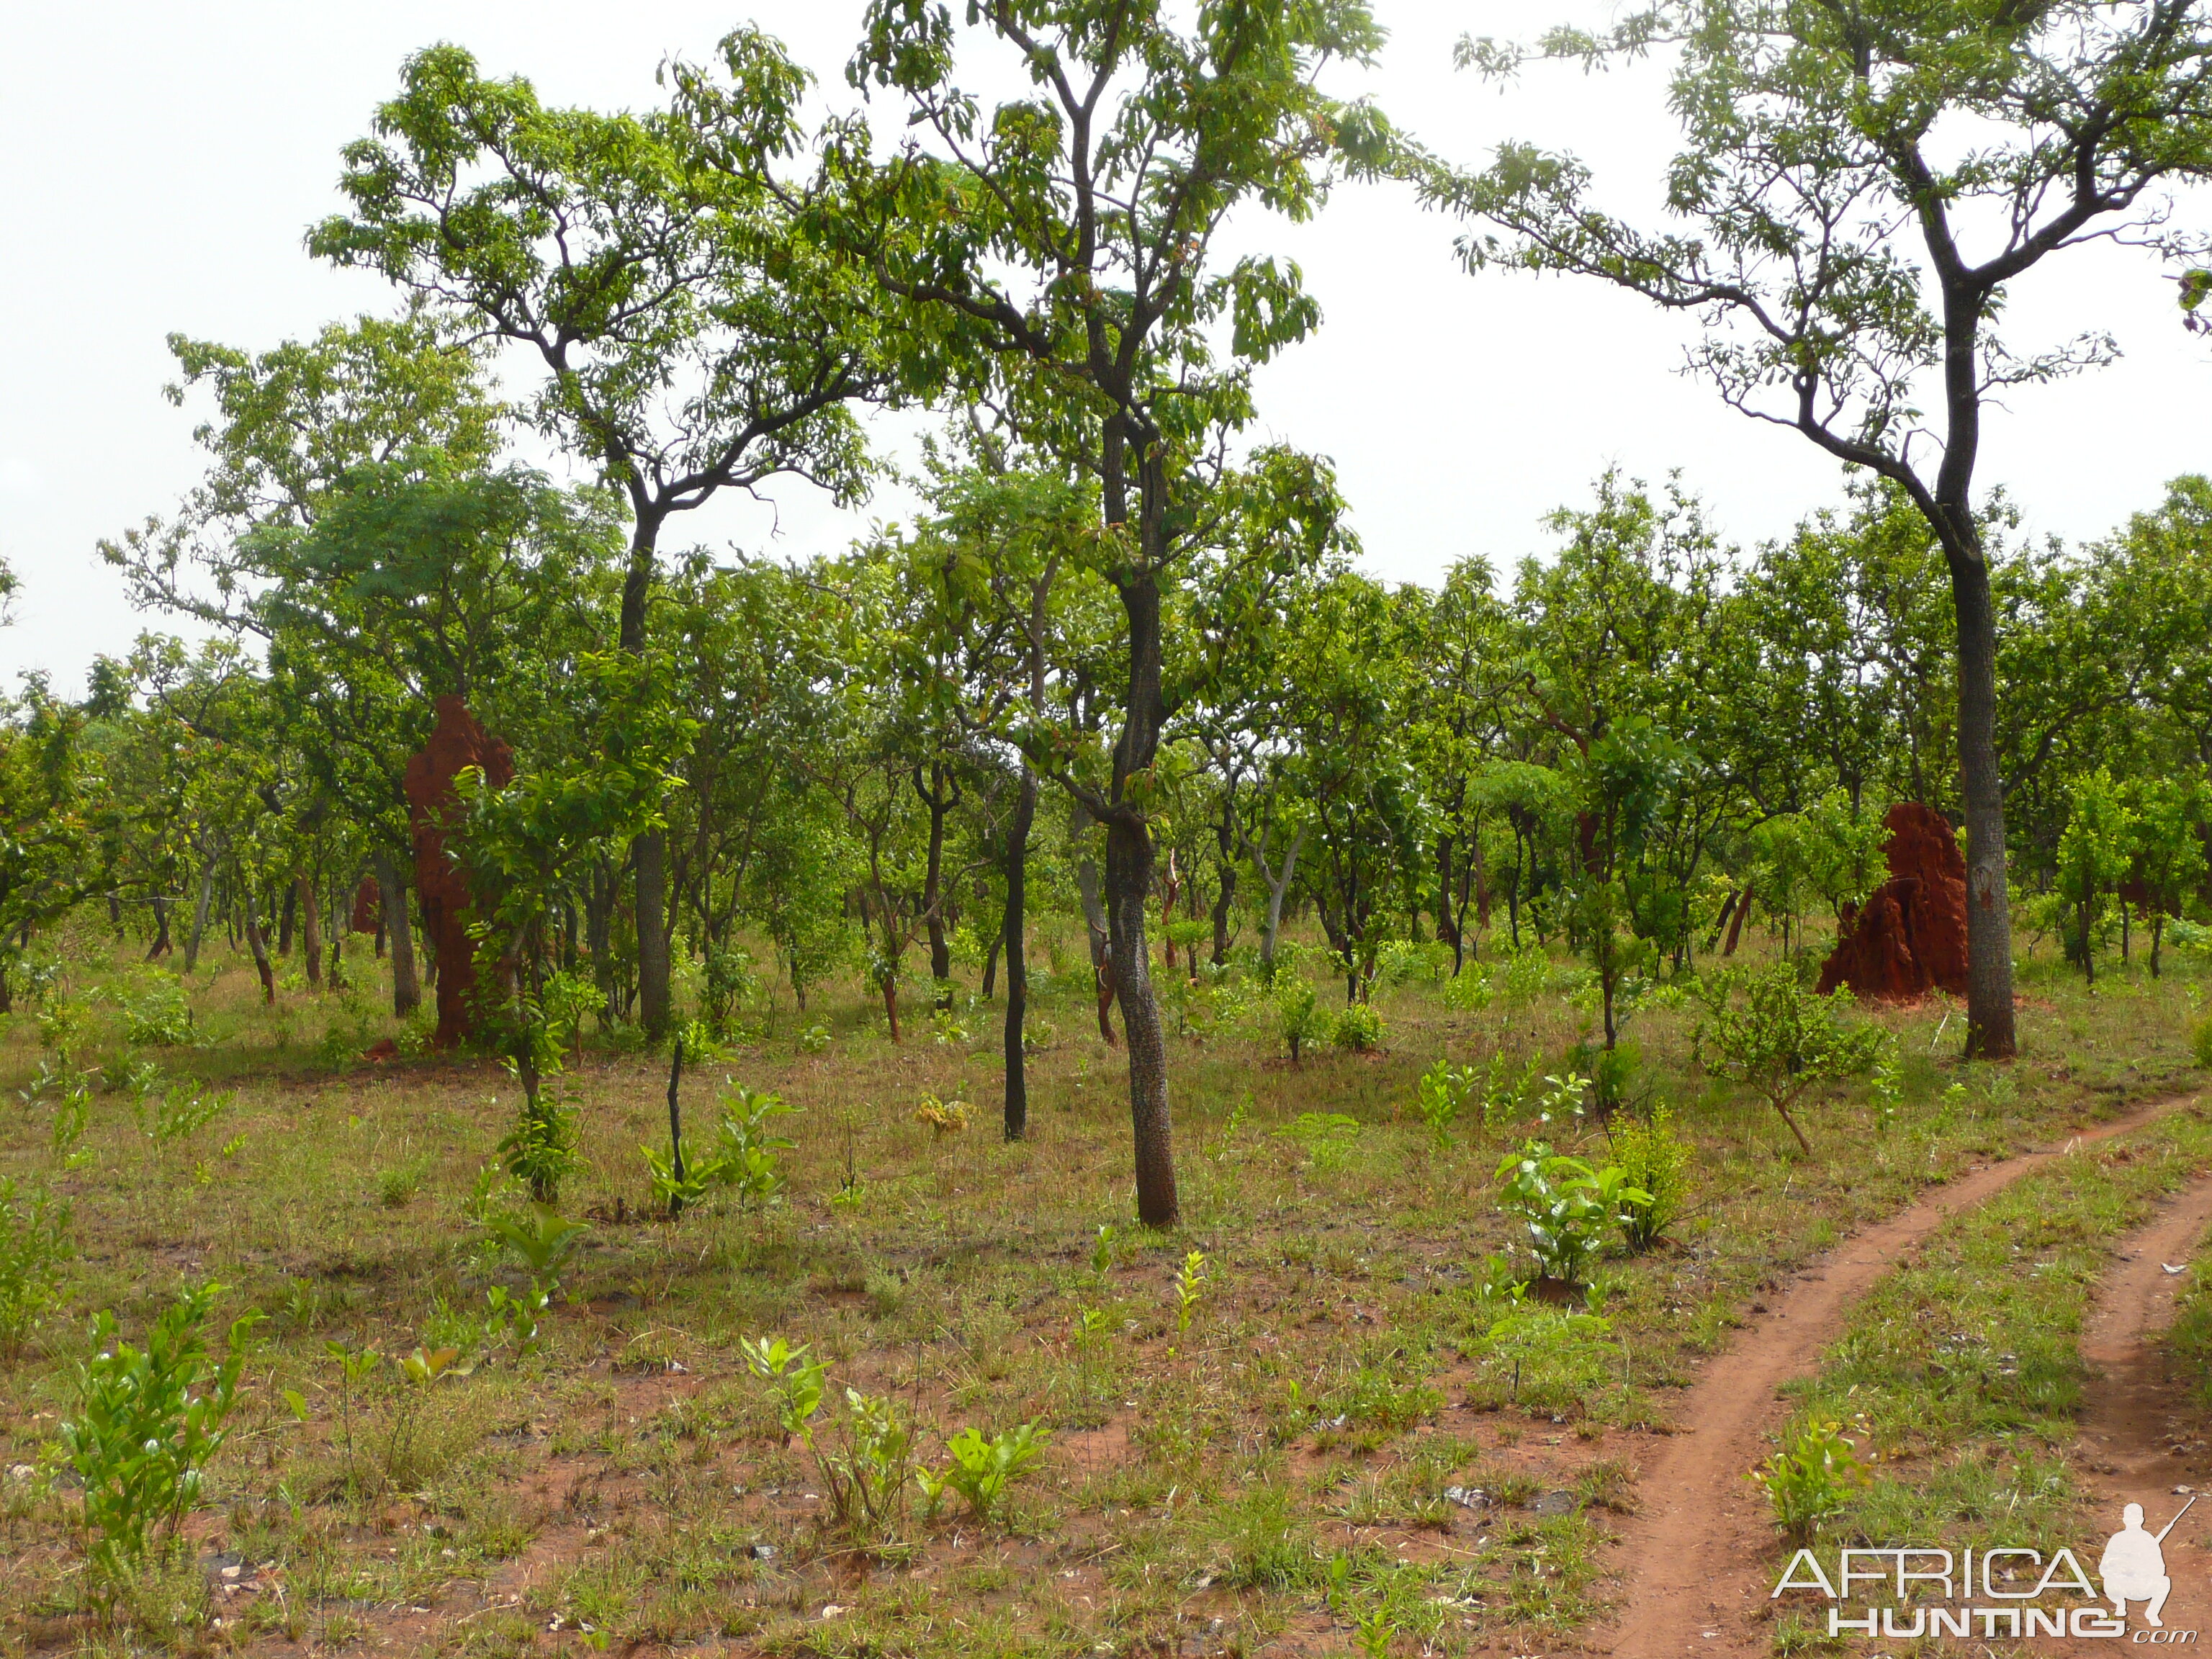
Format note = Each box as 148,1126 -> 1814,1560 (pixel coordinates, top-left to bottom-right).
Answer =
1416,0 -> 2212,1058
313,34 -> 895,1038
103,310 -> 512,1016
837,0 -> 1387,1225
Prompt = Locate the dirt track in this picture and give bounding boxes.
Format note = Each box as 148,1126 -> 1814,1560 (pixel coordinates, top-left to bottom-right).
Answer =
2049,1174 -> 2212,1651
1596,1092 -> 2204,1659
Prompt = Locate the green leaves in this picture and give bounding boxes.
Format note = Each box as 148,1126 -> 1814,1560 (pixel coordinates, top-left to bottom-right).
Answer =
1751,1417 -> 1869,1544
0,1177 -> 72,1359
1493,1142 -> 1651,1287
932,1421 -> 1049,1524
316,35 -> 892,531
739,1334 -> 828,1447
482,1204 -> 589,1281
645,1082 -> 800,1216
1694,963 -> 1883,1154
58,1284 -> 258,1589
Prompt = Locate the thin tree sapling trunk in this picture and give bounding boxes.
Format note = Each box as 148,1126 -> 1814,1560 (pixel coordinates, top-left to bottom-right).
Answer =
243,890 -> 276,1004
184,859 -> 217,975
374,853 -> 421,1018
1003,763 -> 1037,1141
299,875 -> 323,988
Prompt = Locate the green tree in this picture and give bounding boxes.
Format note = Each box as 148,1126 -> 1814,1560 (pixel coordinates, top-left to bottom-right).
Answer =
1282,569 -> 1426,1004
452,653 -> 694,1172
102,310 -> 529,1016
2126,773 -> 2208,978
0,683 -> 108,1012
2055,767 -> 2136,984
1410,557 -> 1515,973
839,0 -> 1388,1223
1419,0 -> 2212,1058
314,33 -> 896,1038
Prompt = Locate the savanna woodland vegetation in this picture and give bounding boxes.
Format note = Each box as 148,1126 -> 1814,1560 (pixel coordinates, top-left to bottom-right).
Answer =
6,2 -> 2212,1655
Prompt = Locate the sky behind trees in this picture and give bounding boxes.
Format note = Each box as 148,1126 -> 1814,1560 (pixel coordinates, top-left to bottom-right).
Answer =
1,0 -> 2203,695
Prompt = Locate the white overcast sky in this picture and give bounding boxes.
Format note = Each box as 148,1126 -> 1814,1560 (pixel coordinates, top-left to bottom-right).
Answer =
1,1 -> 2206,696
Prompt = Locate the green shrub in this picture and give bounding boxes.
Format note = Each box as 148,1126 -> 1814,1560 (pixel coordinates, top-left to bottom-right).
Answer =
1695,963 -> 1881,1154
1495,1141 -> 1648,1286
1752,1418 -> 1868,1542
925,1421 -> 1049,1524
0,1177 -> 73,1357
1331,1002 -> 1385,1053
480,1205 -> 588,1357
313,1023 -> 361,1069
1608,1106 -> 1690,1254
1413,1057 -> 1476,1146
120,979 -> 194,1048
644,1081 -> 799,1217
1470,1304 -> 1622,1416
701,945 -> 760,1039
58,1284 -> 257,1589
2193,1012 -> 2212,1071
1480,1047 -> 1543,1125
1273,976 -> 1324,1063
498,1084 -> 579,1204
1501,946 -> 1551,1002
134,1075 -> 230,1151
712,1082 -> 800,1208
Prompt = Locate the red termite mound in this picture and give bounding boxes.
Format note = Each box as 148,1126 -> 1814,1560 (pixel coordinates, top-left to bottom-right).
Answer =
349,877 -> 380,935
1817,801 -> 1970,1002
403,696 -> 513,1048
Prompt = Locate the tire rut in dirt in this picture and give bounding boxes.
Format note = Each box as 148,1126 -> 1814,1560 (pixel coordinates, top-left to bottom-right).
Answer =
2060,1174 -> 2212,1648
1596,1092 -> 2201,1659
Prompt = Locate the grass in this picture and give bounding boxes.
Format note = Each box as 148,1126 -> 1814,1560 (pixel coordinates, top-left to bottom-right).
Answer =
0,916 -> 2205,1655
1756,1097 -> 2212,1658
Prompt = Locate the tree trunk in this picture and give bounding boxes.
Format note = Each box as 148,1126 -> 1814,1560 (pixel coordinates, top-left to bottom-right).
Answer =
620,515 -> 673,1041
1437,834 -> 1464,976
635,827 -> 673,1038
147,896 -> 173,961
1211,817 -> 1237,966
374,853 -> 421,1019
1946,553 -> 2019,1057
981,932 -> 1001,999
1159,848 -> 1180,973
184,859 -> 217,974
243,891 -> 275,1004
1074,842 -> 1118,1044
1252,822 -> 1308,984
586,858 -> 616,1026
1003,764 -> 1037,1141
1723,884 -> 1753,956
1106,810 -> 1175,1226
919,763 -> 956,1008
1102,525 -> 1177,1226
299,875 -> 323,988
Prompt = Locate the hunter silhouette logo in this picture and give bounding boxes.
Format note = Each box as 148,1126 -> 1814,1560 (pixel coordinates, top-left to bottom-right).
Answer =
2103,1497 -> 2193,1629
1771,1495 -> 2200,1641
